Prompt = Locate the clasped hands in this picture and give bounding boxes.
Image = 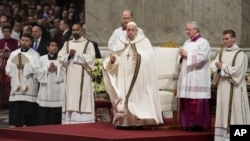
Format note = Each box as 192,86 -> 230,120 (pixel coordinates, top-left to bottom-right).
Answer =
215,62 -> 223,70
179,48 -> 187,58
48,62 -> 57,72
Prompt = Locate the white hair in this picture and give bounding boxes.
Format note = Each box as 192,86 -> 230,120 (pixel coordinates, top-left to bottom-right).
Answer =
187,21 -> 199,31
127,21 -> 137,27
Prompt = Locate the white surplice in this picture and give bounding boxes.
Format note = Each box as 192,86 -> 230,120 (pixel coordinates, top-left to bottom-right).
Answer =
103,34 -> 163,127
58,37 -> 96,124
108,27 -> 144,51
211,44 -> 250,141
36,55 -> 65,108
177,38 -> 211,99
5,48 -> 40,102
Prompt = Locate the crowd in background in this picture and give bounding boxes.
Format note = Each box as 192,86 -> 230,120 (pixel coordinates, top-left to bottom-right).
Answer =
0,0 -> 87,108
0,0 -> 85,43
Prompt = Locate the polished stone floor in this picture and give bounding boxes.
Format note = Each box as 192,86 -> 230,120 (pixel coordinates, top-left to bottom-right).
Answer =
0,109 -> 8,128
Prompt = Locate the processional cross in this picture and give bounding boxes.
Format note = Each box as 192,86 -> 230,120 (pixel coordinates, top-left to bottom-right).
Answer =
12,53 -> 29,92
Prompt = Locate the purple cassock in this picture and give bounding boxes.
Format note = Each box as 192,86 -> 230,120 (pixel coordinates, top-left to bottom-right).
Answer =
178,34 -> 211,131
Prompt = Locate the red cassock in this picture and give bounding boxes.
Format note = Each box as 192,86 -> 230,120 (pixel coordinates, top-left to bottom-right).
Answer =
0,38 -> 18,107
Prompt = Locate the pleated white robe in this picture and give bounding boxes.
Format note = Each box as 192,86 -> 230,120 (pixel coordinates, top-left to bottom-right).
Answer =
5,48 -> 40,102
36,55 -> 64,108
177,37 -> 211,99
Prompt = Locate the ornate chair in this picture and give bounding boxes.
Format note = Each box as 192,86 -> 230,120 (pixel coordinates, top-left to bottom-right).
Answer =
154,39 -> 180,127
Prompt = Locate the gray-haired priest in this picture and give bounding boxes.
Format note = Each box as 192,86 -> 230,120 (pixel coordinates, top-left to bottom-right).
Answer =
103,21 -> 163,129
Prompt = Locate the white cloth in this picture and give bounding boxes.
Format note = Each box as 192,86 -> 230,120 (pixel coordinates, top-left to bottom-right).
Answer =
108,27 -> 144,51
5,48 -> 40,102
103,34 -> 163,126
58,37 -> 95,123
211,44 -> 250,141
177,37 -> 211,99
36,55 -> 65,107
62,111 -> 95,124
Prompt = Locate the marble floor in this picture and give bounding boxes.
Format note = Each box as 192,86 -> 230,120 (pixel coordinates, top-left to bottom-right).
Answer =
0,109 -> 8,128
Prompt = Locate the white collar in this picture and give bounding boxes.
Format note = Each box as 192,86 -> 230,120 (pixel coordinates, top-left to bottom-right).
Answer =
225,43 -> 239,51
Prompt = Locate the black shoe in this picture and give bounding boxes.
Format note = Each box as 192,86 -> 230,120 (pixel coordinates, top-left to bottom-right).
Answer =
189,126 -> 203,131
116,126 -> 143,130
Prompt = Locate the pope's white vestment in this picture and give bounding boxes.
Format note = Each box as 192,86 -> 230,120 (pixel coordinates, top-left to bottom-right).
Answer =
103,34 -> 163,127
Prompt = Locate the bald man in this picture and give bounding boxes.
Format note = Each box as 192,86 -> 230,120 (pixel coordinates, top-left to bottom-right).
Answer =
32,25 -> 49,56
58,24 -> 96,124
108,9 -> 144,51
103,22 -> 163,128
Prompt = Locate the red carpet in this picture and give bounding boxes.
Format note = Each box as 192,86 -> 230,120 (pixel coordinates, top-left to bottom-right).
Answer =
0,120 -> 214,141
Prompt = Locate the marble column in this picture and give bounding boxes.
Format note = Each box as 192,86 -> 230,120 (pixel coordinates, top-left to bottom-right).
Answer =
86,0 -> 250,47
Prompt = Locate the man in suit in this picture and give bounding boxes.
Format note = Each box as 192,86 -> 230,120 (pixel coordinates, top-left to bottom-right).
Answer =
32,25 -> 49,56
58,19 -> 71,50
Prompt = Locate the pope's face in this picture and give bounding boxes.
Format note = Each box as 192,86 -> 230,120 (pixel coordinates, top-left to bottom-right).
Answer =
223,34 -> 235,48
186,24 -> 198,38
126,24 -> 138,40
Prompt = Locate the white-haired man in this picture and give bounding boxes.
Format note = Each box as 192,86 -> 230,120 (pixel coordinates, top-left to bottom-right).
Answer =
108,10 -> 144,51
103,21 -> 163,128
177,21 -> 211,131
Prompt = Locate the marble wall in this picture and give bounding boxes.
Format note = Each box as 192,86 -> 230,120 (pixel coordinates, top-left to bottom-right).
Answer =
85,0 -> 250,48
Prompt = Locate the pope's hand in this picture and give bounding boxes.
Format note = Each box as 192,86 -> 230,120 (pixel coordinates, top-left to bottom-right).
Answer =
110,54 -> 115,64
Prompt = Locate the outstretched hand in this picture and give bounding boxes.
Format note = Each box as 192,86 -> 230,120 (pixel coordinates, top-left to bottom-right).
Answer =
110,54 -> 115,64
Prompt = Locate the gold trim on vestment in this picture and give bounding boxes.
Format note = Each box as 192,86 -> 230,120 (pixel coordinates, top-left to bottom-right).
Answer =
64,40 -> 91,112
125,43 -> 141,115
227,50 -> 242,132
79,40 -> 89,111
15,53 -> 28,92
